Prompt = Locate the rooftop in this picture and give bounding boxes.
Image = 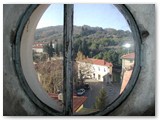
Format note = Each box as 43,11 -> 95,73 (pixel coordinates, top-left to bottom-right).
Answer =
120,70 -> 133,94
48,93 -> 87,112
121,53 -> 135,59
79,58 -> 113,67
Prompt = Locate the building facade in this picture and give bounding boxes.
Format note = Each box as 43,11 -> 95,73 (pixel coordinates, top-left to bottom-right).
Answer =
121,53 -> 135,71
32,42 -> 55,53
120,53 -> 135,93
77,58 -> 113,83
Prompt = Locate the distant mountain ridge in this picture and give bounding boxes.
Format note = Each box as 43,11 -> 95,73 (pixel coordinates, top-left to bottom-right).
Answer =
34,25 -> 132,43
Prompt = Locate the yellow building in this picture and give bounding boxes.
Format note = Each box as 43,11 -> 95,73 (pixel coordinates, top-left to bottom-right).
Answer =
120,53 -> 135,94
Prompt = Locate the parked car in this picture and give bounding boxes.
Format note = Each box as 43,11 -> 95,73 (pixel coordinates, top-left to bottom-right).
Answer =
76,88 -> 85,96
84,83 -> 90,90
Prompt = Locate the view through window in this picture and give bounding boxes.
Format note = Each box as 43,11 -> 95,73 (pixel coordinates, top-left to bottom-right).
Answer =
32,4 -> 135,115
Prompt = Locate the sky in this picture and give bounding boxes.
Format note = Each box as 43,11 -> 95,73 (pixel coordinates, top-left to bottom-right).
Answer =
37,4 -> 131,31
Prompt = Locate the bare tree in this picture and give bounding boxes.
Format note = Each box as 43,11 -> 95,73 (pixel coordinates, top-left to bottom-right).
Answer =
35,60 -> 63,93
77,60 -> 94,83
75,51 -> 94,84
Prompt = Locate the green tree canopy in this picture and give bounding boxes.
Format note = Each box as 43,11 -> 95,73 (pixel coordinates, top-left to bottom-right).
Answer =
94,88 -> 107,110
43,41 -> 55,60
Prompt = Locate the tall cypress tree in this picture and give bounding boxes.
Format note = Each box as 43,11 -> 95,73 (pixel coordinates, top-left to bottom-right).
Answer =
48,41 -> 54,60
43,41 -> 54,61
94,88 -> 107,110
55,43 -> 59,56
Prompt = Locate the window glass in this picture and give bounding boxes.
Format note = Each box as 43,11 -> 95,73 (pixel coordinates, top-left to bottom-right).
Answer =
32,4 -> 64,108
14,4 -> 141,115
73,4 -> 135,114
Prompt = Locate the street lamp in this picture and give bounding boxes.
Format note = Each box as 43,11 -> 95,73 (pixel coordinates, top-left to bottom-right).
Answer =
123,43 -> 131,54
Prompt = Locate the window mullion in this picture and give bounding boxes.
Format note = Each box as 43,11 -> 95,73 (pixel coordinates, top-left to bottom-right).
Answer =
63,4 -> 74,115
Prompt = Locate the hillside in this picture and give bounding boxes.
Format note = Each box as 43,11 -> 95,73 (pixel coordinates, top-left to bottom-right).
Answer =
34,25 -> 133,43
34,25 -> 134,66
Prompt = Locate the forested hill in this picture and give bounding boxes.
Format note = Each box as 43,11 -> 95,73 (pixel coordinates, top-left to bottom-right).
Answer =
34,25 -> 132,43
34,25 -> 134,67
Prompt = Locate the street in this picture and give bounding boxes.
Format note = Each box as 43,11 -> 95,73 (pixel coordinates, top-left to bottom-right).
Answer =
83,80 -> 121,109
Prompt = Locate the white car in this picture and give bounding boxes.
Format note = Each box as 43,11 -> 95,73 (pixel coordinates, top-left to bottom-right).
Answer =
76,88 -> 85,96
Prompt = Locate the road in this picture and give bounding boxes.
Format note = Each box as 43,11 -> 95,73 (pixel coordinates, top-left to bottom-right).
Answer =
83,81 -> 121,109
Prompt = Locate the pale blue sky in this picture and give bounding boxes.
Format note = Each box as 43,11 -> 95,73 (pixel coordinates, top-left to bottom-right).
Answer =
37,4 -> 131,31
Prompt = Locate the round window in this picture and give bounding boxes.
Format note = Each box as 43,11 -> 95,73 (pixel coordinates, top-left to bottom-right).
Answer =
13,4 -> 141,115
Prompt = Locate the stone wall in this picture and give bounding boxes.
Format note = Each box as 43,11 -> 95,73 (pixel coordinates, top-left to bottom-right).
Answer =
3,4 -> 155,115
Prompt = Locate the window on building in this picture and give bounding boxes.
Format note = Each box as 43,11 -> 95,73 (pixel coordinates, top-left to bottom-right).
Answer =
14,4 -> 141,116
98,67 -> 100,71
98,74 -> 101,80
93,73 -> 95,78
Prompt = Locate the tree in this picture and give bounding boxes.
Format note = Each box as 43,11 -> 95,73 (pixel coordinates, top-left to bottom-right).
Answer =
33,50 -> 40,62
40,53 -> 47,62
43,44 -> 49,53
35,60 -> 63,93
43,41 -> 55,61
81,39 -> 89,56
48,41 -> 54,60
76,61 -> 94,84
73,62 -> 79,90
94,88 -> 107,110
59,43 -> 63,55
55,43 -> 60,56
94,52 -> 103,59
76,51 -> 86,61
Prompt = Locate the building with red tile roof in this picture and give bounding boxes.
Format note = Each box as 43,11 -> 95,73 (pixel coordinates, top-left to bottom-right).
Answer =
32,45 -> 44,53
121,53 -> 135,71
120,70 -> 133,94
48,93 -> 87,113
120,53 -> 135,94
32,41 -> 55,53
121,53 -> 135,59
73,96 -> 87,112
88,58 -> 113,67
77,58 -> 113,82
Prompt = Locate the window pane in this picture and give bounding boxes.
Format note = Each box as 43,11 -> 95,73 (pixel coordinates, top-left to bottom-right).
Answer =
32,4 -> 64,110
73,4 -> 135,114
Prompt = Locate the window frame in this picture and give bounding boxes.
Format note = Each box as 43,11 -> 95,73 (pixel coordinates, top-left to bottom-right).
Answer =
12,4 -> 142,116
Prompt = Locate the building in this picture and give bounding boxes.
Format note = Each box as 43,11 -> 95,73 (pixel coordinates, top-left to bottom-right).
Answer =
77,58 -> 113,83
48,93 -> 87,113
32,42 -> 55,53
120,53 -> 135,94
32,46 -> 43,53
121,53 -> 135,71
32,42 -> 46,53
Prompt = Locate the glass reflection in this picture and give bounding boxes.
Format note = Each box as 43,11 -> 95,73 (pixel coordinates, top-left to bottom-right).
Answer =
32,4 -> 64,109
73,4 -> 135,114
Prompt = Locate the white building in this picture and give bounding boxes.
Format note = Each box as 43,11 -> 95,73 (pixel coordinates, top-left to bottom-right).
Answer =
32,46 -> 43,53
32,42 -> 46,53
32,42 -> 55,53
77,58 -> 113,83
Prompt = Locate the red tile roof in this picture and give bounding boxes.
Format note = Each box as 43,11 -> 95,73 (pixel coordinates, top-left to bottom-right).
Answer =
48,93 -> 59,99
79,58 -> 113,67
73,96 -> 87,112
120,70 -> 133,94
121,53 -> 135,59
90,58 -> 113,67
48,93 -> 87,112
